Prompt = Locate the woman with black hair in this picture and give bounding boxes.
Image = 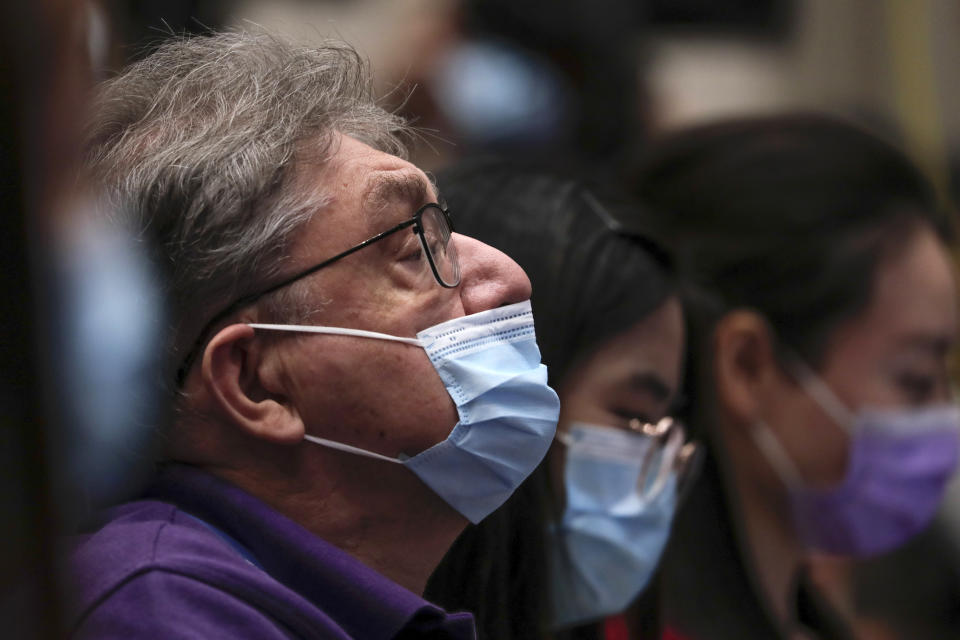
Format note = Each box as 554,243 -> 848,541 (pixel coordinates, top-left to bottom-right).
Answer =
632,114 -> 959,639
425,161 -> 695,640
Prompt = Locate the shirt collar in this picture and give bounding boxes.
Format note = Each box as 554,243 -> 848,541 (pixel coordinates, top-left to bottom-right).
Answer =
144,464 -> 474,640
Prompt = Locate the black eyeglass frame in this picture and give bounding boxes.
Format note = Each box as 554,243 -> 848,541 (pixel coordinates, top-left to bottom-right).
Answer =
176,202 -> 457,386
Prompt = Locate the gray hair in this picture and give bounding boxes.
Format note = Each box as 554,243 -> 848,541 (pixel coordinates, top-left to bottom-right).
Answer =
84,30 -> 410,387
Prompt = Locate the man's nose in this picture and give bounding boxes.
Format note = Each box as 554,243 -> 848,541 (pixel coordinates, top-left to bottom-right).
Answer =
453,232 -> 532,314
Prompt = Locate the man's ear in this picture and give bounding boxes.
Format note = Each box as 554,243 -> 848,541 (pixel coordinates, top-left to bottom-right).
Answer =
711,310 -> 783,425
200,324 -> 305,444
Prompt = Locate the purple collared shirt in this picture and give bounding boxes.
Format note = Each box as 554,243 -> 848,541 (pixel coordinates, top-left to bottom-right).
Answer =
64,464 -> 476,639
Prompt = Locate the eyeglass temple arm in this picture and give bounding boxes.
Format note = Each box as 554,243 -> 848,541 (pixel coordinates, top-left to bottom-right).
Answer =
177,215 -> 426,385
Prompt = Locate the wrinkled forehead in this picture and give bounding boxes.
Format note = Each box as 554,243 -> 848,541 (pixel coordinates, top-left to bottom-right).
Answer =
276,135 -> 442,271
317,134 -> 438,222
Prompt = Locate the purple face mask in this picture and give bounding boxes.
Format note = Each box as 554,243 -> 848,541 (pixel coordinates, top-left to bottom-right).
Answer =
751,366 -> 960,557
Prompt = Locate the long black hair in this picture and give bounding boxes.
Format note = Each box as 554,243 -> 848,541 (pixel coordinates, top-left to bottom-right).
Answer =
633,113 -> 950,373
425,159 -> 677,640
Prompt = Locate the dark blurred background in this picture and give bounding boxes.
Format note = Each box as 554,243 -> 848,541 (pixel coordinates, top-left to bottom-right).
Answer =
93,0 -> 960,201
223,0 -> 957,204
2,1 -> 959,638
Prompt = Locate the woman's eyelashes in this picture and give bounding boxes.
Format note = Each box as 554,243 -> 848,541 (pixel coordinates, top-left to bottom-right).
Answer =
611,407 -> 654,427
893,370 -> 940,404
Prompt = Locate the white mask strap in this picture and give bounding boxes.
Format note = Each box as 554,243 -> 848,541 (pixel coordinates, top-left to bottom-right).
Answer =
749,420 -> 803,487
255,324 -> 422,465
783,356 -> 855,432
303,434 -> 404,464
248,323 -> 423,347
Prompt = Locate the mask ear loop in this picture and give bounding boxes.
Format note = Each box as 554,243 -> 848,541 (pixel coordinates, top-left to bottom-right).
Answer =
781,353 -> 855,432
750,420 -> 804,488
303,434 -> 406,464
745,348 -> 856,488
749,354 -> 854,490
247,323 -> 423,346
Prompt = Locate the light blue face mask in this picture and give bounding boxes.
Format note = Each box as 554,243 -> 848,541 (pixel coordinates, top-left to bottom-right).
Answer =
248,300 -> 560,524
549,421 -> 682,628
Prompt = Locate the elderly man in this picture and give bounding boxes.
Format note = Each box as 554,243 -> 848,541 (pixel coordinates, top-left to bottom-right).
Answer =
66,32 -> 560,639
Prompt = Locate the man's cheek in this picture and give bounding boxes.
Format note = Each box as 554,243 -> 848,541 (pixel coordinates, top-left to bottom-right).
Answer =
381,352 -> 458,455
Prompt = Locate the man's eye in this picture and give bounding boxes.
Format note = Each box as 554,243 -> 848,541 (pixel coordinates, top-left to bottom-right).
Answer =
394,232 -> 423,263
401,246 -> 424,262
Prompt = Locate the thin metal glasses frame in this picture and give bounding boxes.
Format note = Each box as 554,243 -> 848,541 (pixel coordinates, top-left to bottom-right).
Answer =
176,202 -> 457,385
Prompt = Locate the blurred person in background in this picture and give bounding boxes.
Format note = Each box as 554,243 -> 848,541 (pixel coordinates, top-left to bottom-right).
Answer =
64,30 -> 562,639
1,2 -> 173,637
425,161 -> 697,640
428,0 -> 644,180
631,113 -> 959,640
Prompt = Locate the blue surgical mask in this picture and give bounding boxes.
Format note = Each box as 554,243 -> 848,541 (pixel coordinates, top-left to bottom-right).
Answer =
549,422 -> 681,628
248,300 -> 560,524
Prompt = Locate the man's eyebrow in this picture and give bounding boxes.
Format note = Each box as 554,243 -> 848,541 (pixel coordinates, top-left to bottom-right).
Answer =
361,172 -> 435,218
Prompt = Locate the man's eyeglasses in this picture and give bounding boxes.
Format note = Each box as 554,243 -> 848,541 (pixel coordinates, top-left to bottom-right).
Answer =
176,202 -> 459,385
